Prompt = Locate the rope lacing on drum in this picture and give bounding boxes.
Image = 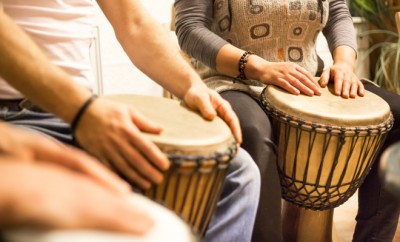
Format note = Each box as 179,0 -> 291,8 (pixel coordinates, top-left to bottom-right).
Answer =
145,140 -> 237,236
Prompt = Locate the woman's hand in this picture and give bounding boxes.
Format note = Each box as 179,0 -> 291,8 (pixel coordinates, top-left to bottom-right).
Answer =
245,55 -> 321,96
320,46 -> 365,98
319,62 -> 365,98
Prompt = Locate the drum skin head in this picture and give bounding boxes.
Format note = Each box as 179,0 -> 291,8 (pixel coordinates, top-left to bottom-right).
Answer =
104,95 -> 234,155
264,84 -> 391,126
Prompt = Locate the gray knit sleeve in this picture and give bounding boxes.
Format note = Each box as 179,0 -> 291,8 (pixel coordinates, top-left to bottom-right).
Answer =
174,0 -> 228,69
322,0 -> 358,55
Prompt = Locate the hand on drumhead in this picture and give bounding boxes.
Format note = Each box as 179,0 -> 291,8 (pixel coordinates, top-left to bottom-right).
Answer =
0,122 -> 130,195
0,161 -> 153,234
183,84 -> 242,145
73,98 -> 170,189
245,55 -> 321,96
320,63 -> 365,99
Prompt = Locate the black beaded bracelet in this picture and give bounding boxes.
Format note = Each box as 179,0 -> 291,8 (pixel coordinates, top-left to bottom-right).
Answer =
71,94 -> 98,135
236,51 -> 254,81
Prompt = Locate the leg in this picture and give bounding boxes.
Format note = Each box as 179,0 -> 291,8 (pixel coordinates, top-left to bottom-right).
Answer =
203,148 -> 260,242
353,83 -> 400,242
221,91 -> 282,242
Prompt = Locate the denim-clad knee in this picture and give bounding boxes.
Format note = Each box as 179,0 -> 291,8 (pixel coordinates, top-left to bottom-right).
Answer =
203,148 -> 260,242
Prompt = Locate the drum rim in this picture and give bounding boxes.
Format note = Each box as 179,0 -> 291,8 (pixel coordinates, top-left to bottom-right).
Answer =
260,89 -> 394,134
166,140 -> 237,167
104,94 -> 235,154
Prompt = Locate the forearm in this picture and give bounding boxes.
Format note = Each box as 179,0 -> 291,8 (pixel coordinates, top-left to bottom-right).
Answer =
0,11 -> 91,124
119,18 -> 200,99
97,0 -> 206,99
213,44 -> 245,77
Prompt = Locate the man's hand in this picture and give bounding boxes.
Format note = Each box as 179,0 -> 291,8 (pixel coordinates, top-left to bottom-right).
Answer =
74,98 -> 170,190
183,83 -> 242,145
0,122 -> 129,194
0,161 -> 153,234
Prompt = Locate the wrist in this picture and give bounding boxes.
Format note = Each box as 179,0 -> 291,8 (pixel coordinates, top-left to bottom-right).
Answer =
236,51 -> 254,81
243,54 -> 266,81
333,60 -> 355,72
70,94 -> 98,137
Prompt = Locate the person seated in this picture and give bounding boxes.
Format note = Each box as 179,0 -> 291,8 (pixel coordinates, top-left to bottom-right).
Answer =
174,0 -> 400,240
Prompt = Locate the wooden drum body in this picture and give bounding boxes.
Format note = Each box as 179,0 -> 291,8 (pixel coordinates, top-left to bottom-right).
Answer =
261,85 -> 393,242
105,95 -> 237,237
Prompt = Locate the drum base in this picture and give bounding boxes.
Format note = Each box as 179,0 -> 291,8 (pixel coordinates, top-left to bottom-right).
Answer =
282,201 -> 338,242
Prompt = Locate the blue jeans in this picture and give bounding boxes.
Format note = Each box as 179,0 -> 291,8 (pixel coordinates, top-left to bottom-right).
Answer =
204,148 -> 260,242
0,105 -> 260,242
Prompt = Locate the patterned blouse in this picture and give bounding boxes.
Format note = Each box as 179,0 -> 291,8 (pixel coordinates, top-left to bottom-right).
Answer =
175,0 -> 356,78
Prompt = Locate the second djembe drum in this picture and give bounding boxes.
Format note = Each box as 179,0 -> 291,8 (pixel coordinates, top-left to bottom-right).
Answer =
261,84 -> 393,242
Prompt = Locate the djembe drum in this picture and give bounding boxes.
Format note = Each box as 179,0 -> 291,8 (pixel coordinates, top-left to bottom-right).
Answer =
261,84 -> 393,242
2,193 -> 199,242
104,95 -> 237,237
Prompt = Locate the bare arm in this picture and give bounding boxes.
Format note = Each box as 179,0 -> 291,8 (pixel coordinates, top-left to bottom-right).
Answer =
0,2 -> 240,188
0,8 -> 170,189
96,0 -> 242,141
97,0 -> 205,99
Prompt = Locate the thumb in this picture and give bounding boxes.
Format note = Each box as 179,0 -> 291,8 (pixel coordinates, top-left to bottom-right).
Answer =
129,107 -> 163,134
185,92 -> 217,120
319,69 -> 330,87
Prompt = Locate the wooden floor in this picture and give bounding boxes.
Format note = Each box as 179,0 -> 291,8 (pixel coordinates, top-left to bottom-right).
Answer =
334,191 -> 400,242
